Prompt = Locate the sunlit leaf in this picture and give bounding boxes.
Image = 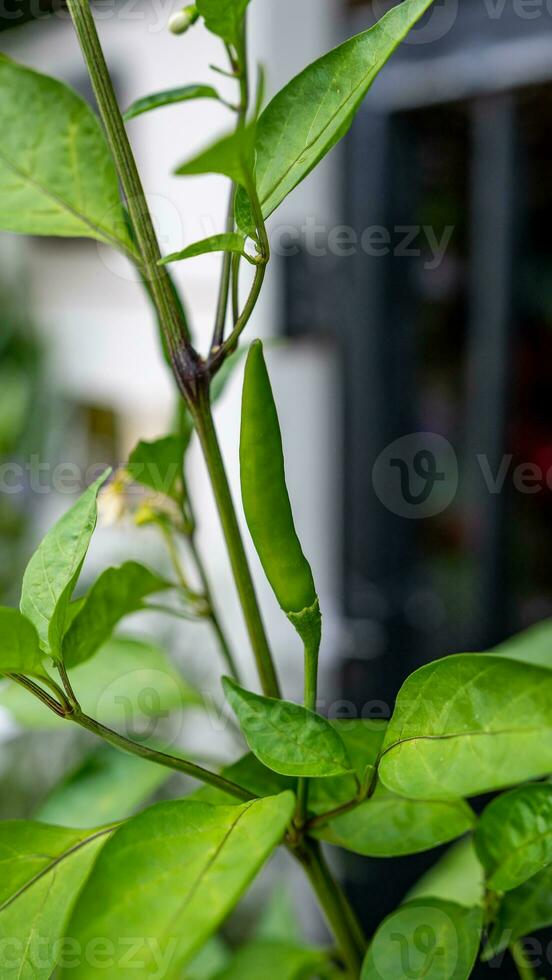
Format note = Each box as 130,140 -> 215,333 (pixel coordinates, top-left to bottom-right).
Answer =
223,678 -> 351,778
20,472 -> 110,658
475,784 -> 552,892
235,0 -> 434,232
0,607 -> 46,679
60,794 -> 295,978
63,562 -> 172,668
0,821 -> 112,980
124,84 -> 222,121
379,654 -> 552,800
0,56 -> 135,253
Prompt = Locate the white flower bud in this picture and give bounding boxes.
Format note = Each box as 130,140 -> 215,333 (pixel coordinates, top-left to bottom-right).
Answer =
168,5 -> 199,35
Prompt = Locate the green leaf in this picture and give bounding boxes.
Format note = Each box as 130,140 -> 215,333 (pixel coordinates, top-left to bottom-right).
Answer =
255,885 -> 303,944
362,899 -> 483,980
20,471 -> 110,658
213,941 -> 329,980
195,752 -> 294,805
223,678 -> 351,777
308,719 -> 386,813
314,788 -> 475,859
0,821 -> 112,980
175,127 -> 254,187
485,864 -> 552,958
0,607 -> 46,678
124,84 -> 222,121
475,784 -> 552,892
0,635 -> 200,729
128,433 -> 188,500
235,0 -> 434,232
379,653 -> 552,800
160,232 -> 255,267
406,838 -> 485,909
62,561 -> 172,668
37,745 -> 170,828
492,618 -> 552,669
184,938 -> 231,980
0,57 -> 135,253
60,793 -> 295,978
197,0 -> 251,47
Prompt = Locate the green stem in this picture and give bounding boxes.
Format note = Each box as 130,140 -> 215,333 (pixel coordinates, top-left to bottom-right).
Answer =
297,841 -> 366,977
511,941 -> 537,980
10,674 -> 67,717
73,710 -> 253,802
211,185 -> 236,351
191,387 -> 281,698
66,0 -> 191,360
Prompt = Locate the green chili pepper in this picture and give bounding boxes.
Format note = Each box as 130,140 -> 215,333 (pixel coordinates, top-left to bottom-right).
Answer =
240,340 -> 321,666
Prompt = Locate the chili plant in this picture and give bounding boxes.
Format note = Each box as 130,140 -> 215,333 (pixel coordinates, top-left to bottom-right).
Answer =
0,2 -> 550,978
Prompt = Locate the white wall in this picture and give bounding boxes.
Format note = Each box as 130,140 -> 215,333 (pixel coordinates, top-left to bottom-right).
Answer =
0,0 -> 342,696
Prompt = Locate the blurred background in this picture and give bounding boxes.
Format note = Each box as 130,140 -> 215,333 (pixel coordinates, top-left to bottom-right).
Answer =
1,0 -> 552,975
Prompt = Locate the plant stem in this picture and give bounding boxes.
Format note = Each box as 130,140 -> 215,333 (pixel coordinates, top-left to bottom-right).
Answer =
297,841 -> 366,977
191,387 -> 281,698
511,942 -> 538,980
212,186 -> 236,351
66,0 -> 191,363
73,710 -> 253,802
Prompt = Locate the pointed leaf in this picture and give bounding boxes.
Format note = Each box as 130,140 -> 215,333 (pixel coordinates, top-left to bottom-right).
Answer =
379,654 -> 552,800
0,821 -> 112,980
0,56 -> 135,253
314,787 -> 475,859
20,471 -> 110,657
176,127 -> 254,187
160,232 -> 254,267
235,0 -> 435,231
0,635 -> 200,729
128,433 -> 188,499
62,561 -> 172,668
223,678 -> 350,777
0,607 -> 45,678
475,784 -> 552,892
361,899 -> 483,980
60,794 -> 295,978
37,745 -> 170,828
485,865 -> 552,958
197,0 -> 251,47
124,84 -> 221,121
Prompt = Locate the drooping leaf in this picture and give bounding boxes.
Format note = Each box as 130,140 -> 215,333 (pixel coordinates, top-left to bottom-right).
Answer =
314,787 -> 475,859
175,126 -> 254,188
406,838 -> 485,909
492,618 -> 552,669
212,941 -> 329,980
475,784 -> 552,892
20,472 -> 110,658
62,562 -> 172,668
0,821 -> 112,980
124,84 -> 222,121
160,232 -> 255,267
197,0 -> 251,47
379,654 -> 552,800
485,864 -> 552,958
37,745 -> 170,828
0,607 -> 46,679
0,635 -> 200,729
235,0 -> 435,232
128,433 -> 188,499
0,57 -> 135,253
60,794 -> 295,978
223,678 -> 351,778
361,899 -> 483,980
